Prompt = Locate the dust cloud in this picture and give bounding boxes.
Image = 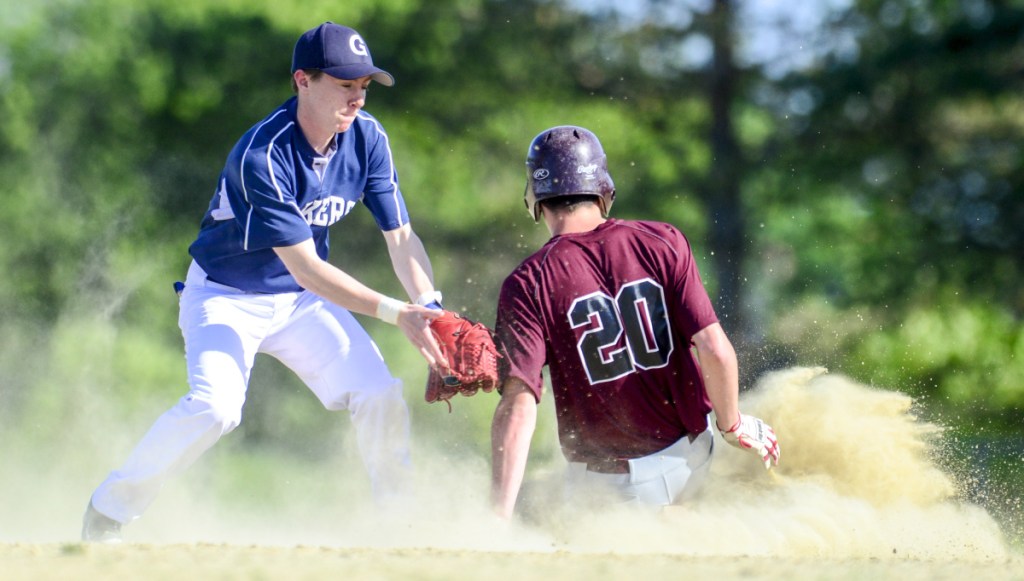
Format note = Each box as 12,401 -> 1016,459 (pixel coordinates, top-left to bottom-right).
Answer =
0,366 -> 1016,567
532,367 -> 1010,561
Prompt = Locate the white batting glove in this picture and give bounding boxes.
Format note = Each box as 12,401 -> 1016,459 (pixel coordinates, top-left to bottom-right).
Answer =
719,414 -> 780,470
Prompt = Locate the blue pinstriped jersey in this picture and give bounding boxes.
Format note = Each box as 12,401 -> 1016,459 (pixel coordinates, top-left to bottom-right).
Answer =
189,96 -> 408,293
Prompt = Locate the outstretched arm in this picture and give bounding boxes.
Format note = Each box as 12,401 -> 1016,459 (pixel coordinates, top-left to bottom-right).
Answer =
491,377 -> 538,520
274,239 -> 445,365
382,224 -> 441,306
693,322 -> 780,469
692,322 -> 740,431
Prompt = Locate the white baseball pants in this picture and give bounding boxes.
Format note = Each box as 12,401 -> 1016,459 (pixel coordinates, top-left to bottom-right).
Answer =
566,427 -> 715,508
91,261 -> 412,524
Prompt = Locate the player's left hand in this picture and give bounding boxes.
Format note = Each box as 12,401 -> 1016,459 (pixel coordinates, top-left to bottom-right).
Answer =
718,413 -> 780,470
425,310 -> 501,410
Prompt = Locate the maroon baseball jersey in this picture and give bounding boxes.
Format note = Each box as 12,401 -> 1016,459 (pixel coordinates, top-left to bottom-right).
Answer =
495,218 -> 718,464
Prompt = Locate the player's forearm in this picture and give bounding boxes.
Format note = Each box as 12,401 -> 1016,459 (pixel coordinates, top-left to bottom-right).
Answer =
275,240 -> 393,318
274,240 -> 378,313
692,323 -> 741,430
383,225 -> 437,301
491,389 -> 537,519
278,241 -> 445,362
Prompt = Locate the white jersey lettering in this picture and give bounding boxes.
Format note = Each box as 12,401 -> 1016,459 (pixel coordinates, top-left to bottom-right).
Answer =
301,196 -> 356,227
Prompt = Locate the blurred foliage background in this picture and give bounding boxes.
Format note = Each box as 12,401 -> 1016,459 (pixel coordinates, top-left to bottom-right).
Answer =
0,0 -> 1020,543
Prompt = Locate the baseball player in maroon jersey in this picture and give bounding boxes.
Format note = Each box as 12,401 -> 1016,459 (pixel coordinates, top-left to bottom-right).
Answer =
491,126 -> 779,519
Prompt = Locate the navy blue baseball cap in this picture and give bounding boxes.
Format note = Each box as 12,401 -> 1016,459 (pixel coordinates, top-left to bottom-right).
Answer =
291,22 -> 395,86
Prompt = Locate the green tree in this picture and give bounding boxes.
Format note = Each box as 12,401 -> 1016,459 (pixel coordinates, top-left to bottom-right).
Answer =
1,1 -> 1020,518
755,0 -> 1024,422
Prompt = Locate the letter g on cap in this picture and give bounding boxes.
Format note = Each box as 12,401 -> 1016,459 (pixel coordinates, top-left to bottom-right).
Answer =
350,34 -> 369,56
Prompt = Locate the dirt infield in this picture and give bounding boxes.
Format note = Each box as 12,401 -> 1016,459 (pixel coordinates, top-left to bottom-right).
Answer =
3,367 -> 1020,579
2,543 -> 1022,581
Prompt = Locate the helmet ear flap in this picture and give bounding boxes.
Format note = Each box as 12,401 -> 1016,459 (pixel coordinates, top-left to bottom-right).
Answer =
524,184 -> 542,222
598,189 -> 616,218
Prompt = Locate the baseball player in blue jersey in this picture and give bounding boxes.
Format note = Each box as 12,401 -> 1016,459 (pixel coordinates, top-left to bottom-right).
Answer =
81,22 -> 446,543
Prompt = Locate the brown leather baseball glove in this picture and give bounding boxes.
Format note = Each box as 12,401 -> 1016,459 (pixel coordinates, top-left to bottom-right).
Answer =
425,310 -> 500,410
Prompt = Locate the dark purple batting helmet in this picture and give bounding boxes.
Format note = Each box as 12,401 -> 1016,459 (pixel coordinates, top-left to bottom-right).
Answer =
524,125 -> 616,221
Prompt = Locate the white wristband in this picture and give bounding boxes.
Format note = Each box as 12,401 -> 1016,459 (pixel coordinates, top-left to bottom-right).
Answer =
375,297 -> 404,325
414,290 -> 443,307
